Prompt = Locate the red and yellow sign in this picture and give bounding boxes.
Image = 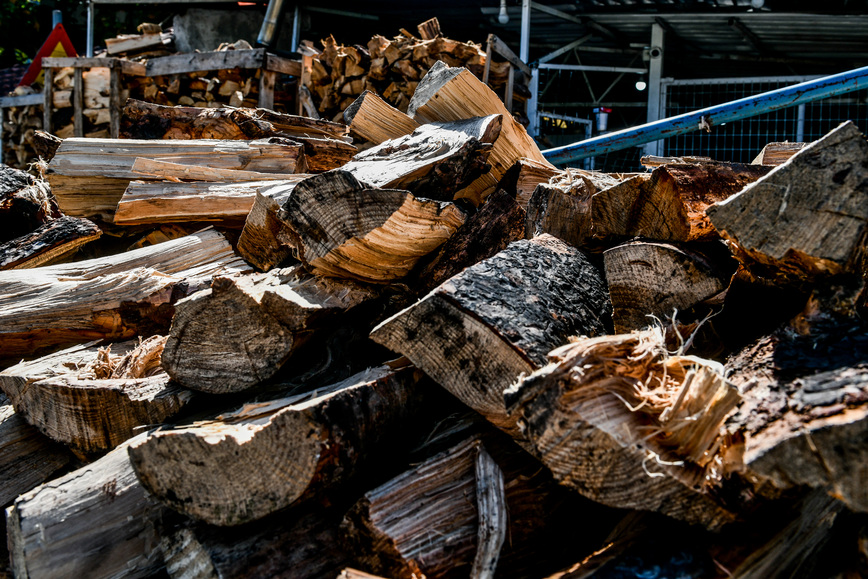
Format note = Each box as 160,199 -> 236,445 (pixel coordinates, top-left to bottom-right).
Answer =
19,23 -> 77,88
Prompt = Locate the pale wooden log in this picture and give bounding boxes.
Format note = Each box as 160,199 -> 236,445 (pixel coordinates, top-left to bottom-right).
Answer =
641,155 -> 714,167
0,337 -> 192,454
128,364 -> 425,526
707,121 -> 868,284
470,446 -> 507,579
751,141 -> 806,166
276,170 -> 467,283
114,178 -> 307,226
161,266 -> 379,393
6,434 -> 166,579
407,61 -> 554,205
501,157 -> 562,209
130,158 -> 302,182
603,241 -> 734,333
0,394 -> 72,506
0,228 -> 250,366
341,114 -> 502,201
237,180 -> 299,271
371,235 -> 611,434
48,137 -> 305,219
343,90 -> 421,145
338,570 -> 388,579
504,329 -> 741,528
591,161 -> 769,243
105,33 -> 165,55
0,216 -> 101,270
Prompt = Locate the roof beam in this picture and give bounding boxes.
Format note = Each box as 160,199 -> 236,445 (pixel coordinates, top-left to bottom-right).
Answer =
654,17 -> 709,55
538,34 -> 594,64
529,2 -> 583,25
728,17 -> 772,55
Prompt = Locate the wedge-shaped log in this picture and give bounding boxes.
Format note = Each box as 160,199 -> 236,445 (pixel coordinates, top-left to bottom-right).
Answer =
751,141 -> 806,166
6,434 -> 166,579
237,180 -> 299,271
48,137 -> 305,220
707,121 -> 868,284
603,241 -> 735,333
407,61 -> 553,205
0,337 -> 192,453
0,394 -> 71,506
114,178 -> 308,226
504,330 -> 741,528
343,90 -> 420,145
371,235 -> 611,433
342,114 -> 501,201
0,216 -> 101,269
128,364 -> 425,526
162,266 -> 379,393
0,227 -> 250,366
276,171 -> 467,283
592,161 -> 770,243
500,157 -> 562,209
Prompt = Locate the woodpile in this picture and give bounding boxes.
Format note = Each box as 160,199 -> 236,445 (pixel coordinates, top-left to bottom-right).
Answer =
1,59 -> 867,579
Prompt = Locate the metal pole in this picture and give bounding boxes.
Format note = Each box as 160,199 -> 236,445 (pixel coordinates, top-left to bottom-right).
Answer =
52,10 -> 62,28
796,103 -> 806,142
290,5 -> 301,53
520,0 -> 530,63
527,67 -> 539,137
86,1 -> 94,57
644,22 -> 664,156
542,64 -> 868,165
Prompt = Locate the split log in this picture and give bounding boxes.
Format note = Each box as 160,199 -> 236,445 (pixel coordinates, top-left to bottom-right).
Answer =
417,17 -> 441,41
128,363 -> 425,526
640,155 -> 713,168
0,165 -> 59,243
504,329 -> 742,528
341,114 -> 501,201
751,141 -> 806,166
114,178 -> 308,226
0,216 -> 101,269
338,570 -> 387,579
32,130 -> 62,162
500,157 -> 562,209
707,121 -> 868,285
237,180 -> 299,271
161,266 -> 379,393
275,170 -> 467,283
343,90 -> 420,145
371,234 -> 611,433
411,188 -> 525,292
603,241 -> 735,333
0,227 -> 250,366
48,137 -> 305,220
0,394 -> 72,506
0,337 -> 193,454
407,60 -> 553,204
6,434 -> 166,579
591,161 -> 770,243
130,158 -> 302,182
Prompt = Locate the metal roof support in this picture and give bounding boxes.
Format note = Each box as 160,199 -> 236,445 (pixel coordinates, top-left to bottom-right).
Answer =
539,63 -> 646,74
728,17 -> 770,55
542,64 -> 868,165
528,2 -> 582,26
538,34 -> 594,65
645,22 -> 665,156
520,0 -> 530,63
86,1 -> 94,57
528,67 -> 539,137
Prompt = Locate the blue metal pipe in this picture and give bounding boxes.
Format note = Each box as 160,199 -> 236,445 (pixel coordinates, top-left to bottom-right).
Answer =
542,65 -> 868,165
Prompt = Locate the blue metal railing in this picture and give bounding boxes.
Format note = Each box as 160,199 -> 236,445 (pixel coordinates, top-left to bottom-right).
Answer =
541,65 -> 868,165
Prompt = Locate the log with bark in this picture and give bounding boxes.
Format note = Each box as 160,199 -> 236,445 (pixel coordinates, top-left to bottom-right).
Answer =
237,180 -> 300,271
6,433 -> 167,579
275,170 -> 467,283
504,329 -> 742,528
128,363 -> 425,526
0,164 -> 59,243
343,90 -> 420,145
501,157 -> 563,209
0,337 -> 192,454
371,234 -> 611,434
161,266 -> 380,393
48,137 -> 306,220
707,121 -> 868,286
0,227 -> 250,366
0,215 -> 101,269
407,61 -> 553,205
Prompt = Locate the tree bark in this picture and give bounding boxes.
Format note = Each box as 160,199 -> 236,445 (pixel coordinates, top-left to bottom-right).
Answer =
0,165 -> 59,244
0,215 -> 101,270
370,234 -> 611,434
128,364 -> 425,526
499,158 -> 561,209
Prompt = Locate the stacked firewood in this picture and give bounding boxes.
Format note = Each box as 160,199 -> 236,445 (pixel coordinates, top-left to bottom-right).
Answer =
303,18 -> 522,121
2,60 -> 868,579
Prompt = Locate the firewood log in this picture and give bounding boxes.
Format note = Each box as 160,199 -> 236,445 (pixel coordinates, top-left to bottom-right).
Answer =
0,165 -> 58,243
504,329 -> 741,528
341,114 -> 502,200
161,266 -> 380,393
707,121 -> 868,285
407,61 -> 553,205
591,161 -> 770,243
0,227 -> 250,367
371,234 -> 611,434
130,158 -> 303,182
0,216 -> 101,269
751,141 -> 806,166
500,157 -> 562,209
0,337 -> 192,454
114,178 -> 308,226
6,434 -> 167,579
237,180 -> 299,271
343,90 -> 420,144
417,17 -> 442,41
0,394 -> 72,506
32,130 -> 62,162
603,241 -> 736,333
128,363 -> 425,526
275,170 -> 467,283
48,137 -> 306,220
